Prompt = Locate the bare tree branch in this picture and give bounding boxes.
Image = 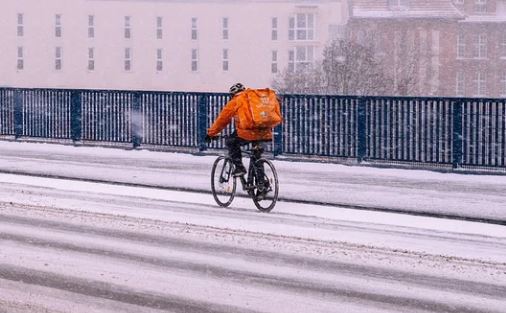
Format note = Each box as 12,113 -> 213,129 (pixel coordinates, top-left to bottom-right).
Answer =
273,39 -> 422,96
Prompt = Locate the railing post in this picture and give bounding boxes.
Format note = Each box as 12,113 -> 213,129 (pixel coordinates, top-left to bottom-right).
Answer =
273,124 -> 283,157
452,100 -> 463,169
197,94 -> 208,151
132,92 -> 143,149
356,96 -> 367,163
70,90 -> 82,143
272,94 -> 284,157
13,89 -> 23,139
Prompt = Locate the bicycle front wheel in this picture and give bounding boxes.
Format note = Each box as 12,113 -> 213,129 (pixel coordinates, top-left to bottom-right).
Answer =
211,156 -> 237,207
252,159 -> 279,212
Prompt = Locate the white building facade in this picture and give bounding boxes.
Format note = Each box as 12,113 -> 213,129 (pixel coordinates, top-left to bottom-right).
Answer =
0,0 -> 346,92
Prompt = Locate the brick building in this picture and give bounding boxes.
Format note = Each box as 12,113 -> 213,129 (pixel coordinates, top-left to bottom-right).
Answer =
348,0 -> 506,98
454,0 -> 506,97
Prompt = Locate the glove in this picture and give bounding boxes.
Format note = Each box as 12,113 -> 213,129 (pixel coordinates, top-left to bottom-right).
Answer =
205,135 -> 214,143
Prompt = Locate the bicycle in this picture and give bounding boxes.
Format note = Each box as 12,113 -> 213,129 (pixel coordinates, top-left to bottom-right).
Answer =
208,137 -> 279,212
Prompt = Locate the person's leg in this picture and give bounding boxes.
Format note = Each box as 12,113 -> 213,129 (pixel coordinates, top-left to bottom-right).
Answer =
252,143 -> 264,176
226,132 -> 247,176
252,142 -> 270,191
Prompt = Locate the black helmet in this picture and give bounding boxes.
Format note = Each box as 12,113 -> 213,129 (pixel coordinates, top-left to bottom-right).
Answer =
229,83 -> 245,96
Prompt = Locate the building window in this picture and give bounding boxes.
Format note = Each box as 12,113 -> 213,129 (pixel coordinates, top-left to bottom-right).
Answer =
191,17 -> 198,40
457,33 -> 465,58
55,47 -> 62,71
156,48 -> 163,71
124,16 -> 131,39
55,14 -> 62,37
88,15 -> 95,38
473,34 -> 487,58
156,17 -> 163,40
271,50 -> 278,73
456,71 -> 465,96
222,49 -> 229,71
501,33 -> 506,57
501,72 -> 506,96
475,0 -> 487,13
473,72 -> 486,96
272,17 -> 278,40
17,13 -> 24,37
222,17 -> 229,40
289,13 -> 315,41
288,46 -> 314,72
88,48 -> 95,71
191,49 -> 198,71
124,48 -> 131,71
296,46 -> 314,66
288,50 -> 295,72
17,47 -> 24,70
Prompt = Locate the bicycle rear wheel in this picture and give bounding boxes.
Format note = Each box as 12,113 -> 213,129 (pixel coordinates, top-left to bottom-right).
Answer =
252,159 -> 279,212
211,156 -> 237,207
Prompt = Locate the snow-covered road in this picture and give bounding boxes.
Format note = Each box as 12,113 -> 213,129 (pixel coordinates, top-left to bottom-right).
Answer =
1,174 -> 505,313
0,141 -> 506,222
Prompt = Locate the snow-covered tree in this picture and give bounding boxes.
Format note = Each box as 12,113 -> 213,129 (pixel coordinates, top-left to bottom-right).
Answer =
273,39 -> 421,96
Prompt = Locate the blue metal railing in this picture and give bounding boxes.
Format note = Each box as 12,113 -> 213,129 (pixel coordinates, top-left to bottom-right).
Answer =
281,95 -> 357,158
0,87 -> 505,171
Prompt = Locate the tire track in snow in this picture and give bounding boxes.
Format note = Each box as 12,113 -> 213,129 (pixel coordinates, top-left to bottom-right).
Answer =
0,264 -> 261,313
1,179 -> 505,312
1,168 -> 505,225
1,214 -> 505,305
1,182 -> 505,251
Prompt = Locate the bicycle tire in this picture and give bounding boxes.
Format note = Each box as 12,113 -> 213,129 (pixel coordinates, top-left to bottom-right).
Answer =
211,156 -> 237,207
251,158 -> 279,212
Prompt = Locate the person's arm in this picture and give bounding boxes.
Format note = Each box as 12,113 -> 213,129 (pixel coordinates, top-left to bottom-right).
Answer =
207,98 -> 237,136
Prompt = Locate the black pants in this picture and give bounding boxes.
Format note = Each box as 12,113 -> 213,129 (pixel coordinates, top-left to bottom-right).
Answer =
226,132 -> 255,166
226,132 -> 266,181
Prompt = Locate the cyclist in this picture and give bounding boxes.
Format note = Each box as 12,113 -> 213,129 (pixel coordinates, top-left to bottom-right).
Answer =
205,83 -> 281,198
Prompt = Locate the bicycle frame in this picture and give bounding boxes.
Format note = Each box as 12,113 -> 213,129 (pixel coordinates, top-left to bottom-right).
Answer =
209,136 -> 278,212
215,145 -> 262,193
238,144 -> 263,195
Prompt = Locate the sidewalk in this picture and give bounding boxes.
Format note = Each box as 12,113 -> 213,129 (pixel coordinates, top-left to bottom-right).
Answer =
0,140 -> 505,222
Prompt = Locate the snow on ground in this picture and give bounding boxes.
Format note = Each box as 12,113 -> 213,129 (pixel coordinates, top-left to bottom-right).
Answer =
1,173 -> 505,240
1,140 -> 505,312
0,140 -> 504,264
0,175 -> 505,313
0,140 -> 505,221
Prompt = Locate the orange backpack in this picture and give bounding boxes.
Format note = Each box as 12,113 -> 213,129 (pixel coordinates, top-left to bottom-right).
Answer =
243,88 -> 282,129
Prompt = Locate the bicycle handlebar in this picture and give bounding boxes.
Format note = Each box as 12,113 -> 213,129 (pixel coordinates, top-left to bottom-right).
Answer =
198,135 -> 224,152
